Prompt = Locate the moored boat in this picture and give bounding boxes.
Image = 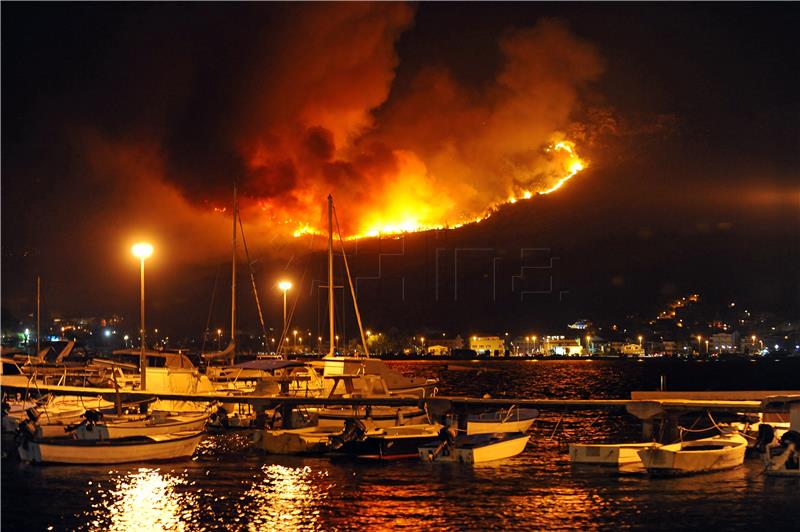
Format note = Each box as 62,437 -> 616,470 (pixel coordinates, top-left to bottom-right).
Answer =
569,442 -> 654,466
331,423 -> 443,460
17,430 -> 204,464
637,433 -> 747,476
256,426 -> 343,455
467,407 -> 538,435
419,431 -> 530,464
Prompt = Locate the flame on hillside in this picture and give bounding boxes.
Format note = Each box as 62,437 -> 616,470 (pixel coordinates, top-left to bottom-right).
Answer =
287,138 -> 587,239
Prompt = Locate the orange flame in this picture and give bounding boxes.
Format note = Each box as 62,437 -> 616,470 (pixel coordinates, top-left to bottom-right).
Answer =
230,137 -> 587,240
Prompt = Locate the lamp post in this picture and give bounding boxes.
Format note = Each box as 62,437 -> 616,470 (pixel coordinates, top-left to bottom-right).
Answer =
293,329 -> 298,350
217,328 -> 222,350
532,335 -> 537,354
697,335 -> 702,355
131,242 -> 153,391
278,280 -> 292,335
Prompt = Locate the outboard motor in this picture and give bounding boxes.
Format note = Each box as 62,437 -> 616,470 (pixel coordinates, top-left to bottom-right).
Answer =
426,424 -> 458,462
330,418 -> 367,449
15,407 -> 42,449
755,424 -> 776,454
65,409 -> 104,434
209,405 -> 230,430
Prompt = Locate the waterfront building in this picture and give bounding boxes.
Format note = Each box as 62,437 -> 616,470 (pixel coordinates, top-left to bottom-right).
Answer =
469,336 -> 505,356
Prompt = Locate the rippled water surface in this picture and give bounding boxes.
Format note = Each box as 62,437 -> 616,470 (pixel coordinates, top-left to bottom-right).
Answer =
3,359 -> 798,531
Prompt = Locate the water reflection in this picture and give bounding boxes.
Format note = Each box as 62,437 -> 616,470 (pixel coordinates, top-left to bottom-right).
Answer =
85,468 -> 196,531
239,464 -> 331,531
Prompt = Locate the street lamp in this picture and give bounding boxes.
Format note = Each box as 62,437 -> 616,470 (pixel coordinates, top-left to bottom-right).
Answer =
586,334 -> 591,354
293,329 -> 298,349
131,242 -> 153,391
697,335 -> 702,354
278,280 -> 292,334
217,328 -> 222,350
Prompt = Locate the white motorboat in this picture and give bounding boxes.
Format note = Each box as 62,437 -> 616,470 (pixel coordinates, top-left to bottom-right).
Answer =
637,433 -> 748,475
569,442 -> 655,467
467,407 -> 539,435
17,430 -> 204,464
70,411 -> 209,440
419,432 -> 530,464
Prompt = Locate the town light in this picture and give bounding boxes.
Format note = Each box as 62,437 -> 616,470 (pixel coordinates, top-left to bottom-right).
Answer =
278,280 -> 292,334
278,280 -> 292,292
131,242 -> 153,390
131,242 -> 154,260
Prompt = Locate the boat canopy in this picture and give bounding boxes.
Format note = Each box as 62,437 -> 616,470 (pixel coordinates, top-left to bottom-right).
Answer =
233,360 -> 305,371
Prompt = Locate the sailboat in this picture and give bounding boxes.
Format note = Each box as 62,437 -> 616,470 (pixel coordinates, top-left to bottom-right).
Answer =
315,195 -> 437,397
259,195 -> 433,454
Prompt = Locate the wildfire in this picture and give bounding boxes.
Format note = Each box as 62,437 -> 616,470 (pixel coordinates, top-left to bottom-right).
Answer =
227,138 -> 587,240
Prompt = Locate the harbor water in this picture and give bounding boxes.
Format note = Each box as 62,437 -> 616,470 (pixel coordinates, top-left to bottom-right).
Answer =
2,359 -> 798,531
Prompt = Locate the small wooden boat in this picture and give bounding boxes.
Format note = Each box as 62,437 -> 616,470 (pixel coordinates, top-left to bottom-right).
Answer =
419,432 -> 530,464
467,407 -> 539,435
17,430 -> 204,464
569,442 -> 654,467
637,433 -> 747,476
256,426 -> 342,455
332,423 -> 443,460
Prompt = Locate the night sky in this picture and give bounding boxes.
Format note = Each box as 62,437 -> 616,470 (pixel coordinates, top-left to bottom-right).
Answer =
2,3 -> 798,338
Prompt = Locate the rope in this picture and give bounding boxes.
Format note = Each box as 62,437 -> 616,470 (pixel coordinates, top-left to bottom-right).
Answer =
332,203 -> 369,358
238,213 -> 268,348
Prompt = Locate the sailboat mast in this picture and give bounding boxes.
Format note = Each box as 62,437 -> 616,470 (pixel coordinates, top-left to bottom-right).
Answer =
231,183 -> 237,358
327,194 -> 335,356
36,275 -> 41,355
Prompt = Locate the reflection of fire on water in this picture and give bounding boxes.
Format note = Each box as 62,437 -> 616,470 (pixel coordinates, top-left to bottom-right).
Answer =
87,468 -> 196,531
240,464 -> 332,531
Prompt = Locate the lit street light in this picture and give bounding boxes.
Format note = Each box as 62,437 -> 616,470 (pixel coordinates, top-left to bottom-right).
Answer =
217,328 -> 222,350
278,280 -> 292,335
131,242 -> 153,390
697,335 -> 703,354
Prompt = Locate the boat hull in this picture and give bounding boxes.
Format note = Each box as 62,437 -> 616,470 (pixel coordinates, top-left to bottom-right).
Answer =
74,413 -> 209,439
638,434 -> 747,476
467,408 -> 538,435
258,427 -> 341,455
419,433 -> 530,464
17,431 -> 204,464
569,443 -> 654,466
335,424 -> 442,460
316,407 -> 428,429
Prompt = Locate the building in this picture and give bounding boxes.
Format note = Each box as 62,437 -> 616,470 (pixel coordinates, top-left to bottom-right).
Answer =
469,336 -> 505,356
619,343 -> 645,357
426,345 -> 450,356
543,336 -> 584,356
710,332 -> 740,352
